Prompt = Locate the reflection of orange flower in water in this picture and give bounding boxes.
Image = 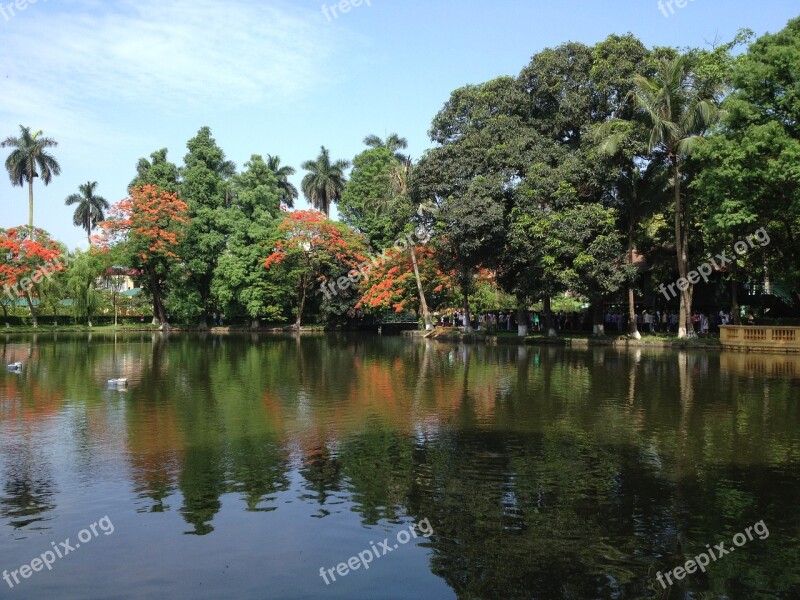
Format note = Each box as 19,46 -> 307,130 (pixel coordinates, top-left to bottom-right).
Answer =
0,377 -> 64,425
127,400 -> 184,496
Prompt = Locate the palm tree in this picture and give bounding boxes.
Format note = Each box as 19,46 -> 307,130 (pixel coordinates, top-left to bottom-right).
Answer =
301,146 -> 350,217
2,125 -> 61,229
65,181 -> 110,245
599,56 -> 721,338
363,133 -> 409,163
630,56 -> 721,338
266,154 -> 298,207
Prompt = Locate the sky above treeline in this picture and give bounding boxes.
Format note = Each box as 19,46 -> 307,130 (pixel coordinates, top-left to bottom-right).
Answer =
1,0 -> 797,249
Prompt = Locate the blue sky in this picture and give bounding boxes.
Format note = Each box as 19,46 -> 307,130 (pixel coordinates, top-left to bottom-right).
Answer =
0,0 -> 797,249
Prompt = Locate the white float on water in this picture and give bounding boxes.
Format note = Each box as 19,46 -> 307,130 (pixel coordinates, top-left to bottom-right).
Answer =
6,362 -> 22,370
107,378 -> 128,387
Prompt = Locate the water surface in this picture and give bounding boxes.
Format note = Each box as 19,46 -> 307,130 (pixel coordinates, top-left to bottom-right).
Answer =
0,333 -> 798,599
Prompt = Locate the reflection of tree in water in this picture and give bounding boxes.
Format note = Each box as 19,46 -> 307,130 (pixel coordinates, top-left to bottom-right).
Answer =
229,436 -> 290,512
0,443 -> 57,529
298,445 -> 343,517
179,445 -> 226,536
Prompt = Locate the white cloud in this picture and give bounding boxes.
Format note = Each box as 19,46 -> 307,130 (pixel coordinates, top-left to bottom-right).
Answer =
1,0 -> 338,115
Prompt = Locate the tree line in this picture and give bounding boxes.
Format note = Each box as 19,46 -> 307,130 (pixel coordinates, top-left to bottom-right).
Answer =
2,17 -> 799,336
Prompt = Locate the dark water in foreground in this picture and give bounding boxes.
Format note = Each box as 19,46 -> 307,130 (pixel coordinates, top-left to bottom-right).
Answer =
0,333 -> 798,599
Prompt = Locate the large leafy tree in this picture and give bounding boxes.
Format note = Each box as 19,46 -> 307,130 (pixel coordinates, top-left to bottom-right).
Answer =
694,19 -> 800,308
65,181 -> 110,246
2,126 -> 61,229
99,185 -> 189,327
339,147 -> 401,249
176,127 -> 236,325
415,76 -> 525,332
301,146 -> 350,217
212,155 -> 286,325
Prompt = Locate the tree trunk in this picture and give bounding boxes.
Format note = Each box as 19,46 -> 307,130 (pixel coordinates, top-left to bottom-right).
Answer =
673,158 -> 695,338
628,227 -> 641,339
409,245 -> 433,330
628,287 -> 640,339
24,291 -> 38,327
148,267 -> 168,327
461,282 -> 473,333
516,303 -> 529,337
295,274 -> 307,329
543,296 -> 557,337
592,300 -> 605,336
28,178 -> 34,230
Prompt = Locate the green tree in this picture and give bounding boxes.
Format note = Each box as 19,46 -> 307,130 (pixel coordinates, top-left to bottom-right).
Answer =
2,125 -> 61,229
301,146 -> 350,217
694,19 -> 800,311
65,250 -> 103,326
65,181 -> 110,246
212,155 -> 286,326
266,154 -> 298,208
363,133 -> 409,163
626,55 -> 724,337
130,148 -> 180,193
176,127 -> 236,326
339,147 -> 400,249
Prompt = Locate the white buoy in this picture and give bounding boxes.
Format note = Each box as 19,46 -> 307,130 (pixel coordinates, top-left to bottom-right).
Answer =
6,362 -> 22,371
107,378 -> 128,387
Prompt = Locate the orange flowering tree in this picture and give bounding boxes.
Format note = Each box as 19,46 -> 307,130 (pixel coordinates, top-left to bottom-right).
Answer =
98,185 -> 189,326
264,210 -> 367,327
0,226 -> 67,326
357,244 -> 455,316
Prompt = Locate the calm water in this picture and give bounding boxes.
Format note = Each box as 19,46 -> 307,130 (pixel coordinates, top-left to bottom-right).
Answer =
0,333 -> 798,600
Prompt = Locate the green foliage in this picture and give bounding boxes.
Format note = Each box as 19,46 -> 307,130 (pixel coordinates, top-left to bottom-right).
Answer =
339,147 -> 403,249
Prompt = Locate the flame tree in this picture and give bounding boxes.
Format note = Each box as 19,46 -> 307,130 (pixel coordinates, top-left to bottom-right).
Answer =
264,210 -> 367,328
0,226 -> 66,326
98,185 -> 189,327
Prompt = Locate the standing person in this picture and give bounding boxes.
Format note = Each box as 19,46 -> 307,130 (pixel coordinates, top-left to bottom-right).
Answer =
533,312 -> 540,332
700,313 -> 709,335
661,311 -> 668,333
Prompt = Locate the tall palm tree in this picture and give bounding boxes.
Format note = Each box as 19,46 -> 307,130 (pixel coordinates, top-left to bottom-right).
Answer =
266,154 -> 298,207
65,181 -> 110,245
301,146 -> 350,217
599,56 -> 721,338
630,56 -> 721,338
363,133 -> 409,163
2,125 -> 61,229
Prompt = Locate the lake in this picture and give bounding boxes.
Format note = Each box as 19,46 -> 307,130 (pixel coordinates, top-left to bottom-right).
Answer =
0,333 -> 798,599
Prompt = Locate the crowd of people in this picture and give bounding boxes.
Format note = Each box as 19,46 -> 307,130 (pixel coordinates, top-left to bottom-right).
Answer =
603,309 -> 741,335
440,308 -> 746,335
